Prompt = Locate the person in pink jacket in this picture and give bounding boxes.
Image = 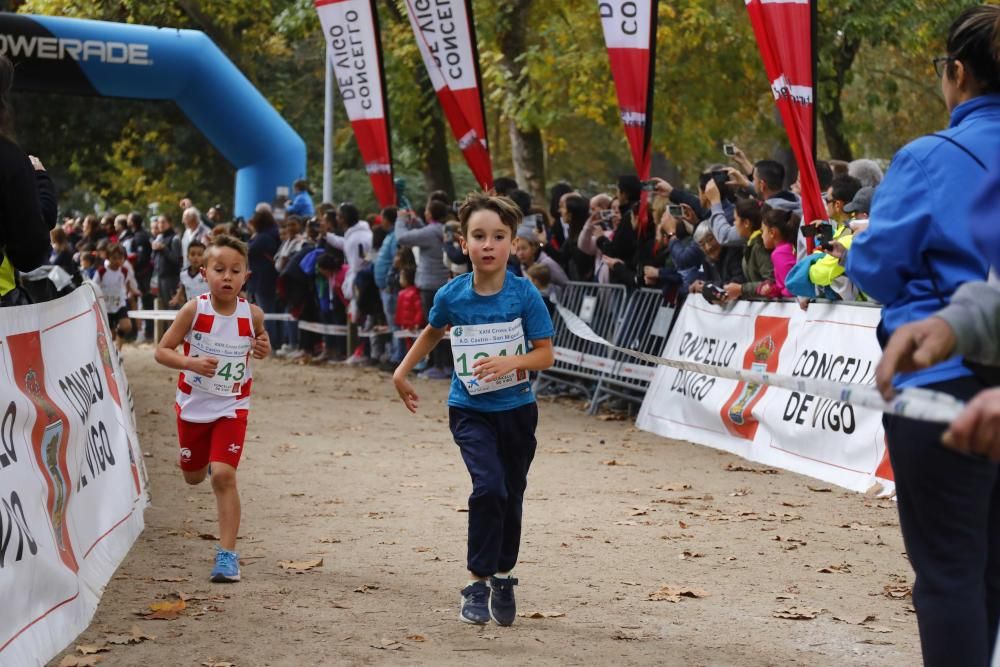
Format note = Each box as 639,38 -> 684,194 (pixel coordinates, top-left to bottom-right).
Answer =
760,208 -> 800,298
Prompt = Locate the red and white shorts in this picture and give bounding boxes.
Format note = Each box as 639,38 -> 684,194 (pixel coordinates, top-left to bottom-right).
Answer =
176,409 -> 249,471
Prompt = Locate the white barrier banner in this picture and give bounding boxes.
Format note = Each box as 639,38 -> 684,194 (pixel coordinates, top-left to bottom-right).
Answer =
0,285 -> 147,667
637,296 -> 893,493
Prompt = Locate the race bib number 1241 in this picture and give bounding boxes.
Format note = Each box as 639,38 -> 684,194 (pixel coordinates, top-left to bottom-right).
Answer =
451,319 -> 529,396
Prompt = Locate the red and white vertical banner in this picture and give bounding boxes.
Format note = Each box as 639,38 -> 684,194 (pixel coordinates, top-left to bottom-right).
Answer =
598,0 -> 658,230
745,0 -> 825,228
404,0 -> 493,190
315,0 -> 396,208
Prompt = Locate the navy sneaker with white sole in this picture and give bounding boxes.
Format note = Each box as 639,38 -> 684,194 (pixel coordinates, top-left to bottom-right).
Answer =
459,580 -> 490,624
489,575 -> 518,626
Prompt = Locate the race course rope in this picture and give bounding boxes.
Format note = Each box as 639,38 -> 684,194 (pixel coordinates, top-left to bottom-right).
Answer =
556,305 -> 966,424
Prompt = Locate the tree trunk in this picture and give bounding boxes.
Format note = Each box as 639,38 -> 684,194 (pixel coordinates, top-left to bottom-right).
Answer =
507,120 -> 545,201
819,37 -> 861,161
420,81 -> 455,199
496,0 -> 546,202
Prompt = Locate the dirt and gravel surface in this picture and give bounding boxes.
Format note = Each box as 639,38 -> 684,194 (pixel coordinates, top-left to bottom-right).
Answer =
52,347 -> 920,666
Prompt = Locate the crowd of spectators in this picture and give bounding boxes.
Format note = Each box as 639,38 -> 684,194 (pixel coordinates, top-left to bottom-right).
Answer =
38,144 -> 888,371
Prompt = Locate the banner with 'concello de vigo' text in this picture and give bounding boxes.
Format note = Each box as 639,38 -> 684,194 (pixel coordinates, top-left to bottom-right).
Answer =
637,295 -> 894,493
0,284 -> 148,666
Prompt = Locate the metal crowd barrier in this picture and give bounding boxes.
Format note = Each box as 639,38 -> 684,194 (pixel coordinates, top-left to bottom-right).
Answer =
533,281 -> 629,398
588,288 -> 675,414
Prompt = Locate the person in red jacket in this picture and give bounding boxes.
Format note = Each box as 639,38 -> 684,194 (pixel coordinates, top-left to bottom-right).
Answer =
395,268 -> 424,341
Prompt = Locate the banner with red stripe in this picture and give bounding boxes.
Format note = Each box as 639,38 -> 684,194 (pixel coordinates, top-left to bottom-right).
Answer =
315,0 -> 396,207
404,0 -> 493,190
598,0 -> 658,231
745,0 -> 825,230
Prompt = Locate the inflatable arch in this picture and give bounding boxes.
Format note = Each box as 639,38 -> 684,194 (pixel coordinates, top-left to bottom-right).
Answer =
0,13 -> 306,219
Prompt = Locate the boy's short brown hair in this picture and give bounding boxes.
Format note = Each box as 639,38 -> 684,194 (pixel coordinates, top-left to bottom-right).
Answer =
526,262 -> 551,288
106,242 -> 125,259
206,234 -> 248,261
457,192 -> 521,236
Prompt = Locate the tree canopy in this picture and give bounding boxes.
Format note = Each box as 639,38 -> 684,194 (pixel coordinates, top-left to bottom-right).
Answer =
11,0 -> 963,219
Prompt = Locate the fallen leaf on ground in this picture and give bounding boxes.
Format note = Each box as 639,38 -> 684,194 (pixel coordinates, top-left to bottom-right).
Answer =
817,562 -> 852,574
59,657 -> 102,667
864,625 -> 894,634
630,507 -> 650,516
151,576 -> 188,582
371,638 -> 403,650
601,459 -> 634,466
518,611 -> 565,618
807,485 -> 832,492
647,585 -> 709,602
75,644 -> 109,655
612,630 -> 644,641
781,501 -> 807,508
597,413 -> 627,421
656,482 -> 691,491
773,606 -> 823,620
354,584 -> 379,593
201,662 -> 235,667
197,533 -> 219,541
615,520 -> 638,526
406,634 -> 426,642
883,584 -> 912,599
723,463 -> 778,474
859,639 -> 894,645
729,488 -> 751,497
841,522 -> 874,531
455,507 -> 469,512
833,612 -> 877,625
319,537 -> 341,544
278,559 -> 323,571
679,551 -> 703,560
142,599 -> 186,621
865,482 -> 884,497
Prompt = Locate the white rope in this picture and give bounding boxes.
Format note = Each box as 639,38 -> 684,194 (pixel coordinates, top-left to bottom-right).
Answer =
556,305 -> 965,424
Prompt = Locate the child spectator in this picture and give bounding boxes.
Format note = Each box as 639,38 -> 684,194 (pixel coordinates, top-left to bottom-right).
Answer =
394,268 -> 424,332
79,251 -> 98,280
153,235 -> 271,583
392,192 -> 555,627
760,209 -> 800,298
49,227 -> 77,276
526,263 -> 556,317
723,198 -> 773,301
172,240 -> 209,306
96,243 -> 139,341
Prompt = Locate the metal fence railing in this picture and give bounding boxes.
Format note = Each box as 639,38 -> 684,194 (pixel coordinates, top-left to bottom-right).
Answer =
588,288 -> 675,415
534,281 -> 629,399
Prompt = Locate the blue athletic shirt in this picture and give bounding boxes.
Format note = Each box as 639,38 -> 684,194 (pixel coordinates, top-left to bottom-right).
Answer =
429,271 -> 554,412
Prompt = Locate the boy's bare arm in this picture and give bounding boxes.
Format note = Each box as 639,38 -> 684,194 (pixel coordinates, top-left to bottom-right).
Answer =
249,304 -> 271,359
473,338 -> 554,383
153,301 -> 217,376
392,325 -> 447,413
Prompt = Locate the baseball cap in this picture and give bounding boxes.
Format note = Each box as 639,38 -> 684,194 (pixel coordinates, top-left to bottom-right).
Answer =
843,186 -> 874,214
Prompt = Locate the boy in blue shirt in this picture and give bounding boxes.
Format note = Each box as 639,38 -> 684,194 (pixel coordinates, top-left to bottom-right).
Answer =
393,193 -> 555,626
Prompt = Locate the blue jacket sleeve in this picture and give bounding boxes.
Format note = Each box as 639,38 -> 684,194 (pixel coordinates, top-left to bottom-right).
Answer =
845,150 -> 931,305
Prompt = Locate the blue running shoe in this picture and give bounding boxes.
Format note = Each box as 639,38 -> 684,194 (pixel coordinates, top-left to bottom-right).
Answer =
459,581 -> 490,625
489,576 -> 518,626
210,546 -> 241,583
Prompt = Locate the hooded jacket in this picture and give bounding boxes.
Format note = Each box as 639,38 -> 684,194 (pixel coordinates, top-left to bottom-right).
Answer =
846,94 -> 1000,389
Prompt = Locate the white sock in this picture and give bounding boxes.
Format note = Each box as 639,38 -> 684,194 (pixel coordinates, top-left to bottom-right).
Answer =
493,571 -> 512,579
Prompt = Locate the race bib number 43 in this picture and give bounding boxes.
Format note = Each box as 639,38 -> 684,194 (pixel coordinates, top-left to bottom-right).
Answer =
184,332 -> 252,396
451,319 -> 529,396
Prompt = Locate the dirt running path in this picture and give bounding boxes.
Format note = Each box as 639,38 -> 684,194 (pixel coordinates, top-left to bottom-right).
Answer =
52,348 -> 919,666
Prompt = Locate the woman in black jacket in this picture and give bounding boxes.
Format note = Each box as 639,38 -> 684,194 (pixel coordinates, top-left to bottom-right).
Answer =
0,55 -> 57,306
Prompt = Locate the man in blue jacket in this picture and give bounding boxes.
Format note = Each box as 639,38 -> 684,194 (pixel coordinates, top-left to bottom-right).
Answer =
843,7 -> 1000,665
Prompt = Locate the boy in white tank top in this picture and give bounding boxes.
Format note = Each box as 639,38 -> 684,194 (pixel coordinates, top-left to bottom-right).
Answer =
155,235 -> 271,582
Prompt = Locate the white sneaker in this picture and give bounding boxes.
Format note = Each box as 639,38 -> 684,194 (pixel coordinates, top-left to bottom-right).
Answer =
275,344 -> 293,358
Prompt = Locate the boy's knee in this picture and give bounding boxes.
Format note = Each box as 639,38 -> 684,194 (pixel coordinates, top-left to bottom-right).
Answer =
182,469 -> 207,485
210,465 -> 238,492
471,476 -> 507,504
